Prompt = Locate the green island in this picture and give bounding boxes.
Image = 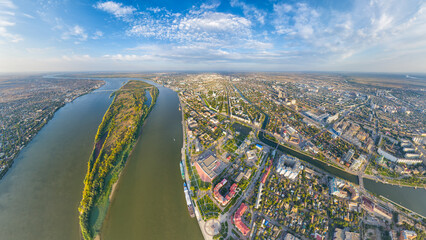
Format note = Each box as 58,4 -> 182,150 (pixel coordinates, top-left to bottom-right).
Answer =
78,80 -> 159,240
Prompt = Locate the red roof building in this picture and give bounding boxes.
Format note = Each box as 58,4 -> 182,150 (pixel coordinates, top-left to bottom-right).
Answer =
213,179 -> 238,206
362,197 -> 374,212
311,233 -> 325,240
261,159 -> 273,184
233,203 -> 250,236
261,165 -> 271,184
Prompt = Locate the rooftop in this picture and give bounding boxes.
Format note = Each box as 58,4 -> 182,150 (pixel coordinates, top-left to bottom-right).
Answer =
194,151 -> 225,182
233,203 -> 250,236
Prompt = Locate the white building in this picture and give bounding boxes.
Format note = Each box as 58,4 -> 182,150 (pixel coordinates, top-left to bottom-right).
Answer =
276,154 -> 302,181
327,113 -> 339,123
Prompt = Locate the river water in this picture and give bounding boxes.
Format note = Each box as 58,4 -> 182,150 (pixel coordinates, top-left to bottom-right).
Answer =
0,78 -> 202,239
0,77 -> 423,240
364,179 -> 426,216
101,81 -> 201,239
0,79 -> 124,239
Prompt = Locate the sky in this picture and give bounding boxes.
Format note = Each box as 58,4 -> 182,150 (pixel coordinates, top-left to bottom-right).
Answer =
0,0 -> 425,73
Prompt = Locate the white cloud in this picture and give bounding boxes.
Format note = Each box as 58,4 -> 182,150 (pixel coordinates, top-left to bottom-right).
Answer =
0,0 -> 16,9
118,41 -> 283,65
94,1 -> 136,18
0,11 -> 14,16
103,54 -> 159,61
25,47 -> 53,54
90,1 -> 274,65
0,27 -> 22,43
179,12 -> 250,33
22,13 -> 35,19
0,0 -> 21,43
62,54 -> 92,61
128,6 -> 253,46
3,0 -> 423,72
98,3 -> 279,66
61,25 -> 88,42
230,0 -> 266,24
200,2 -> 221,10
0,19 -> 14,26
61,26 -> 105,42
92,30 -> 103,39
146,7 -> 162,13
271,0 -> 426,68
244,39 -> 273,50
273,2 -> 320,38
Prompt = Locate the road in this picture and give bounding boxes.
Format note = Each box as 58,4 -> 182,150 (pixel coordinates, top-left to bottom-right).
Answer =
179,100 -> 213,240
181,89 -> 426,240
220,149 -> 269,239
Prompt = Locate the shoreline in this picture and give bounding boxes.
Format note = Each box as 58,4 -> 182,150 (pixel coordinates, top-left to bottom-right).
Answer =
259,131 -> 426,189
0,81 -> 105,181
235,85 -> 426,189
97,113 -> 154,240
79,81 -> 159,240
177,95 -> 213,240
362,173 -> 426,189
109,181 -> 119,203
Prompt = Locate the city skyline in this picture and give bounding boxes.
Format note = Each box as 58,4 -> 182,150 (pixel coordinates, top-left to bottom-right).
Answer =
1,0 -> 426,73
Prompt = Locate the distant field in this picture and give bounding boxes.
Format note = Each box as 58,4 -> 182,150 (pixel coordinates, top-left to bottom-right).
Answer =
231,72 -> 426,89
57,73 -> 161,80
344,73 -> 426,89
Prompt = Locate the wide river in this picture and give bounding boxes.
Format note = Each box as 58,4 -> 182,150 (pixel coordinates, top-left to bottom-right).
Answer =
101,80 -> 201,239
0,77 -> 424,240
0,78 -> 202,240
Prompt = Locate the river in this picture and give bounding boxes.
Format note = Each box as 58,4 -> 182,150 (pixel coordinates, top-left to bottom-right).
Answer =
101,81 -> 201,239
0,77 -> 424,240
0,78 -> 202,239
364,179 -> 426,217
259,127 -> 426,217
0,79 -> 124,239
237,84 -> 426,217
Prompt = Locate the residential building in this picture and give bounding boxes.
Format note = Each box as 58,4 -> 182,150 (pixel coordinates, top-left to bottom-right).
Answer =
233,203 -> 250,236
399,230 -> 417,240
284,233 -> 300,240
213,179 -> 238,206
276,154 -> 302,181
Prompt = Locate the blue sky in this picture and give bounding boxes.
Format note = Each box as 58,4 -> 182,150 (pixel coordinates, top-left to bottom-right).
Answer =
0,0 -> 425,72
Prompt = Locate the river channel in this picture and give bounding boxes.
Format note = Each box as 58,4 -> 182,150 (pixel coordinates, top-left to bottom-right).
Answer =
0,77 -> 424,240
0,79 -> 124,239
0,78 -> 202,239
237,84 -> 426,217
101,81 -> 202,239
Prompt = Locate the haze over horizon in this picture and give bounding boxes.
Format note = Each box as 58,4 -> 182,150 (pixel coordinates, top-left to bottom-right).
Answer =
1,0 -> 426,73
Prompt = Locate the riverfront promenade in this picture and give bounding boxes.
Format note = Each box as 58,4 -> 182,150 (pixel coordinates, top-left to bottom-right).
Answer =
180,100 -> 212,240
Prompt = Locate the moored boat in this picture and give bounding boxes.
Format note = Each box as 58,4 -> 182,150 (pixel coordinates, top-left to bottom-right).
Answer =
183,183 -> 195,218
180,161 -> 185,180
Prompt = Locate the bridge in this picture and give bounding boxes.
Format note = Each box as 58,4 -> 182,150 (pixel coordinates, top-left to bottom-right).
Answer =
358,174 -> 364,189
94,89 -> 115,92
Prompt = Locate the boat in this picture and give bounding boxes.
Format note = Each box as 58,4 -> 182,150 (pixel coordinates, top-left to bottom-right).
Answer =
184,183 -> 195,218
180,161 -> 185,180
